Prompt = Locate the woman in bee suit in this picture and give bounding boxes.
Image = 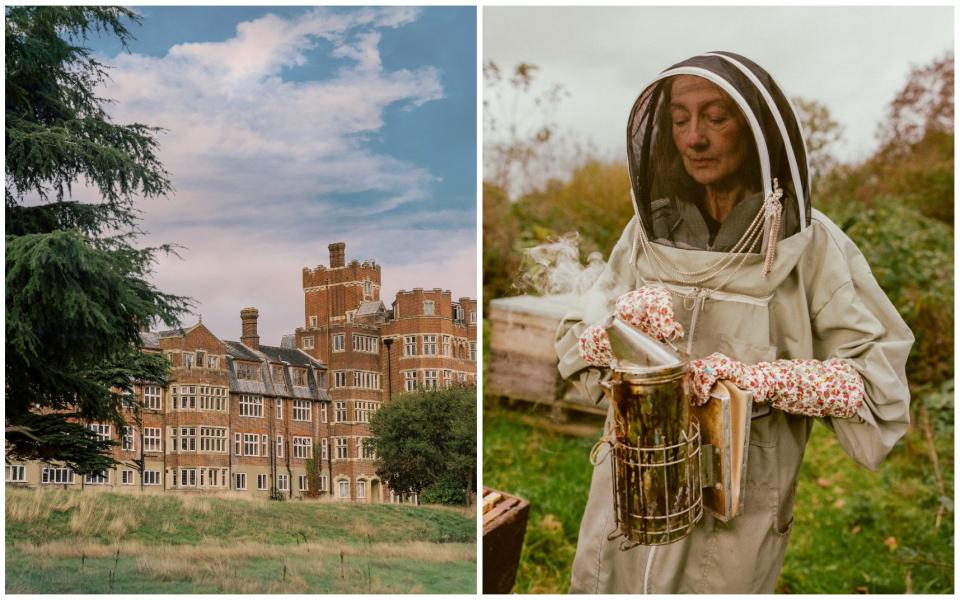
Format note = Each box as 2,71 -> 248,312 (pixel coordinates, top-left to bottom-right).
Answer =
556,52 -> 913,594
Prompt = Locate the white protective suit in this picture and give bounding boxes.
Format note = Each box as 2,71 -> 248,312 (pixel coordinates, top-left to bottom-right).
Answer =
555,52 -> 914,593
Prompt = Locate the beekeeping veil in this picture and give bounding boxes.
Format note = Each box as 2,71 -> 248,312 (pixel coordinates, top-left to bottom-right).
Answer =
627,52 -> 812,276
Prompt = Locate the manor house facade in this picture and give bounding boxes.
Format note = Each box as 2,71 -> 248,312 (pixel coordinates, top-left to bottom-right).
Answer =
5,242 -> 477,503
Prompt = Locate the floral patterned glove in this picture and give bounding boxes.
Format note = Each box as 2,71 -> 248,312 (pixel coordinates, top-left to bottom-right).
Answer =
578,285 -> 683,367
687,352 -> 865,418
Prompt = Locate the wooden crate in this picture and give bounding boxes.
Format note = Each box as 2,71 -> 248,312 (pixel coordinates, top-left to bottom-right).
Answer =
482,488 -> 530,593
487,294 -> 606,416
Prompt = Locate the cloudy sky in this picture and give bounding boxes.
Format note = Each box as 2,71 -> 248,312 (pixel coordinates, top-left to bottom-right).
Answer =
484,5 -> 953,182
85,6 -> 476,345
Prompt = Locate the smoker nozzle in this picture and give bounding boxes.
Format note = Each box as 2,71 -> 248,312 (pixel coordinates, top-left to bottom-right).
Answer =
604,317 -> 685,369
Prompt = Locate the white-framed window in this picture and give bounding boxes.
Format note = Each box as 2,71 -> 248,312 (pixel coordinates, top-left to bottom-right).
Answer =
293,437 -> 313,459
357,479 -> 367,499
424,370 -> 439,390
335,401 -> 347,423
239,394 -> 263,418
292,369 -> 307,387
234,433 -> 242,455
199,386 -> 227,411
175,427 -> 197,452
122,426 -> 136,451
321,404 -> 328,423
321,438 -> 329,460
453,303 -> 464,321
85,471 -> 110,485
352,371 -> 380,390
42,467 -> 75,484
277,474 -> 289,491
363,280 -> 373,298
261,434 -> 269,457
309,315 -> 318,328
143,385 -> 162,410
302,336 -> 315,350
243,433 -> 259,456
235,473 -> 247,491
298,475 -> 309,492
319,475 -> 328,493
175,385 -> 196,410
423,300 -> 435,316
178,468 -> 197,487
276,435 -> 284,458
333,371 -> 346,388
356,401 -> 378,423
352,334 -> 378,353
207,355 -> 219,369
121,469 -> 135,485
275,398 -> 283,419
423,335 -> 437,355
332,333 -> 345,352
404,335 -> 417,356
199,427 -> 227,453
143,470 -> 160,486
183,353 -> 193,370
442,335 -> 451,357
257,473 -> 268,490
403,370 -> 417,392
469,310 -> 477,324
195,350 -> 206,368
6,465 -> 26,482
335,438 -> 348,459
469,342 -> 477,362
293,399 -> 312,422
443,370 -> 453,388
88,423 -> 111,441
235,362 -> 260,381
338,479 -> 350,498
144,427 -> 161,452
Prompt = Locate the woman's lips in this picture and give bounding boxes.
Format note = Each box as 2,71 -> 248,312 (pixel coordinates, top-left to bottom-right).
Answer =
687,157 -> 716,168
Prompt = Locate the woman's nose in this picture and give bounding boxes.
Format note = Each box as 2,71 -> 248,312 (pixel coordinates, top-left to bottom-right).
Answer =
682,118 -> 708,148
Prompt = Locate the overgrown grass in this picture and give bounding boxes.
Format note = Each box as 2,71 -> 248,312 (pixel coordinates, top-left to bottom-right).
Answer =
483,400 -> 954,594
5,489 -> 476,594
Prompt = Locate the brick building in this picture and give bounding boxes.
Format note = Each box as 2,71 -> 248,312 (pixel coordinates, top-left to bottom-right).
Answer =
295,242 -> 477,502
6,242 -> 477,504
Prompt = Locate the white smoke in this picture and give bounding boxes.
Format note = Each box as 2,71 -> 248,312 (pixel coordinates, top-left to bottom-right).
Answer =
514,232 -> 606,297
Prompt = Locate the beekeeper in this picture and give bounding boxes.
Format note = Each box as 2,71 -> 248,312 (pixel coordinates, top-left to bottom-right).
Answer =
556,52 -> 913,594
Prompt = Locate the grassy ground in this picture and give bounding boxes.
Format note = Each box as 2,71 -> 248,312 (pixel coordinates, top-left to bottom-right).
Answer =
5,488 -> 476,594
483,398 -> 954,594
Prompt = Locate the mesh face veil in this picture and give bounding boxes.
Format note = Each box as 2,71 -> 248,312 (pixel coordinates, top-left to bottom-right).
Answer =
627,52 -> 812,256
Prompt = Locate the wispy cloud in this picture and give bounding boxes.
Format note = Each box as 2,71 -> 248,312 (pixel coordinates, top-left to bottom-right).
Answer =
91,7 -> 473,343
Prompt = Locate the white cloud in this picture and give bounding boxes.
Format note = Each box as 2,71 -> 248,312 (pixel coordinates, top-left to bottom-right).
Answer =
91,7 -> 474,343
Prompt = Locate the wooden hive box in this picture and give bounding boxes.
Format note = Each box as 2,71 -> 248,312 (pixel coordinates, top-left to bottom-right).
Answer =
482,488 -> 530,593
487,294 -> 605,416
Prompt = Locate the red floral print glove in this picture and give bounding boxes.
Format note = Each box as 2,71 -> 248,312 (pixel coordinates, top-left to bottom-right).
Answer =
578,285 -> 684,367
687,352 -> 865,418
614,285 -> 685,343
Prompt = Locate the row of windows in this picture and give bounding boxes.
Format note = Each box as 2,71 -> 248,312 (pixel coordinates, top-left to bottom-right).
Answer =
401,335 -> 476,360
402,369 -> 476,392
331,371 -> 381,390
395,301 -> 476,324
136,387 -> 319,417
165,351 -> 221,371
13,465 -> 371,495
332,400 -> 379,423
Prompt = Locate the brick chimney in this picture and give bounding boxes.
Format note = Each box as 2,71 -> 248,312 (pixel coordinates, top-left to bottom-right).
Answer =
240,307 -> 260,350
328,242 -> 346,268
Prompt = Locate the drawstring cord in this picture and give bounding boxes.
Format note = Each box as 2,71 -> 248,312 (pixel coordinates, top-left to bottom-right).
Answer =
761,178 -> 783,278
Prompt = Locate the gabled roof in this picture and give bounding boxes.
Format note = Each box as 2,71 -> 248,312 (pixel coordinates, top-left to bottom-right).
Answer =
223,340 -> 262,362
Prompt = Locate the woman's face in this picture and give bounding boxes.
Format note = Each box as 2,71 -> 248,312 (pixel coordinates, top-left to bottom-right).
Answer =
669,75 -> 751,188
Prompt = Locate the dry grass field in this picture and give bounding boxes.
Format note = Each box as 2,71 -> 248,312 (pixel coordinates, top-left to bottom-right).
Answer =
5,487 -> 476,594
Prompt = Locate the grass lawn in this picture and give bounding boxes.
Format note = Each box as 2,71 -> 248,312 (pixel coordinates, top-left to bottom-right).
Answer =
5,489 -> 476,594
483,398 -> 954,594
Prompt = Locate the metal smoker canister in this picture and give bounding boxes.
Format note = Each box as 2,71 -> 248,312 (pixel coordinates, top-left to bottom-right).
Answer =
593,318 -> 703,548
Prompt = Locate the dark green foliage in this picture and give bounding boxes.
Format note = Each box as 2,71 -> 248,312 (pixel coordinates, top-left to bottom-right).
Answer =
366,387 -> 476,505
421,474 -> 471,506
5,6 -> 188,474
